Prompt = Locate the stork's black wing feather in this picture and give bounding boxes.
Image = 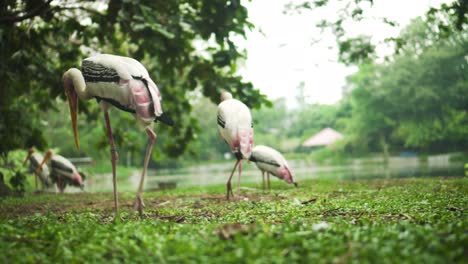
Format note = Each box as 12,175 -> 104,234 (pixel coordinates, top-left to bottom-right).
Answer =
155,112 -> 174,126
217,113 -> 225,128
95,96 -> 136,114
51,160 -> 74,173
82,60 -> 120,83
250,153 -> 280,167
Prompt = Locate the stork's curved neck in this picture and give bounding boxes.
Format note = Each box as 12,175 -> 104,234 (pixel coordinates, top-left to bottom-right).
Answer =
64,68 -> 91,99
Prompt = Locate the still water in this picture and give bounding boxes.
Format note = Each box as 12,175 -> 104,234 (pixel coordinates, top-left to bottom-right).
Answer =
85,154 -> 465,192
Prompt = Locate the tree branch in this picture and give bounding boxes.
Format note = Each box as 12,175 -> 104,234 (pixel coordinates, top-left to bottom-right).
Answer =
0,0 -> 53,24
51,6 -> 103,17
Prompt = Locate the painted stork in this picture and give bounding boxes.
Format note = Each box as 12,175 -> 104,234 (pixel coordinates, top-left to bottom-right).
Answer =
217,91 -> 254,200
249,145 -> 297,190
23,147 -> 52,190
62,54 -> 173,218
35,149 -> 85,193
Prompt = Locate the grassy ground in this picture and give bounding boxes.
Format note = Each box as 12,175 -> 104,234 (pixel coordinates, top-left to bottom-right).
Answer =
0,177 -> 466,263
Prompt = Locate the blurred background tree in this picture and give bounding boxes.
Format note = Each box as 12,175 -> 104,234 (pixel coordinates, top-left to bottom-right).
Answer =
0,0 -> 467,181
280,0 -> 467,159
341,16 -> 468,156
0,0 -> 269,162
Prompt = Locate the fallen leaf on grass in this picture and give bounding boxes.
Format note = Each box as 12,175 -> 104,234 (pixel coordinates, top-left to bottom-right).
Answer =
447,206 -> 464,212
159,214 -> 186,223
312,221 -> 330,231
157,201 -> 171,206
292,198 -> 303,206
215,223 -> 256,240
301,198 -> 317,205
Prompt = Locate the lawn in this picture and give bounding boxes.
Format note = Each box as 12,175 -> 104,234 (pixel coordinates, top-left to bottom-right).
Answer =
0,177 -> 466,263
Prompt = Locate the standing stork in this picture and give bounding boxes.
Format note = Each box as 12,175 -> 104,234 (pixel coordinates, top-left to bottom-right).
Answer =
62,54 -> 173,218
249,145 -> 297,190
217,91 -> 254,200
35,149 -> 85,193
23,147 -> 52,191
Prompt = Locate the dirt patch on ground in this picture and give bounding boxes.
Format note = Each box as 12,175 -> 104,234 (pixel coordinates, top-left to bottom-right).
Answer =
0,189 -> 287,220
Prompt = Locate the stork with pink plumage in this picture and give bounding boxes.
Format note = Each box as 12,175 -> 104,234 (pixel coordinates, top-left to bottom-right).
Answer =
35,149 -> 85,193
249,145 -> 297,190
62,54 -> 173,219
217,91 -> 254,200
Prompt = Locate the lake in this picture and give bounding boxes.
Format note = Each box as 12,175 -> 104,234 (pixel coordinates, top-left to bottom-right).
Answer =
85,153 -> 465,192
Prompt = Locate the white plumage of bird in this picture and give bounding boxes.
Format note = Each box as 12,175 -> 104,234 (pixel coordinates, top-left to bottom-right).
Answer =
249,145 -> 297,190
217,91 -> 254,200
62,54 -> 173,219
23,147 -> 52,190
35,149 -> 85,193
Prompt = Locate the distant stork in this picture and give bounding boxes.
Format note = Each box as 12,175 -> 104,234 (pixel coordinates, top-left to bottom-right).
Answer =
249,145 -> 297,190
217,91 -> 254,200
62,54 -> 173,218
23,147 -> 52,191
35,149 -> 85,193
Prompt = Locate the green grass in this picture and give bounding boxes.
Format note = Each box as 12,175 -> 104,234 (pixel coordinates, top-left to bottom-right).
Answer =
86,161 -> 140,179
0,177 -> 467,263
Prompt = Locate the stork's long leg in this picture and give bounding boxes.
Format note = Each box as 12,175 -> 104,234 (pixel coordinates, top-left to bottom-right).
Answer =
34,173 -> 38,192
226,159 -> 240,200
104,111 -> 119,220
237,160 -> 242,196
262,171 -> 265,191
57,176 -> 66,194
40,175 -> 45,191
134,127 -> 157,218
267,173 -> 271,191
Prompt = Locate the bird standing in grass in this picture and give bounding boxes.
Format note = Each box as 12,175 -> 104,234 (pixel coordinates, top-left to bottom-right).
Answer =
249,145 -> 297,190
62,54 -> 173,219
35,149 -> 85,193
217,91 -> 254,200
23,147 -> 52,191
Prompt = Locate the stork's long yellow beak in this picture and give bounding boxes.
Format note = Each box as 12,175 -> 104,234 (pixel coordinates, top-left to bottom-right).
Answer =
65,79 -> 80,150
35,150 -> 52,175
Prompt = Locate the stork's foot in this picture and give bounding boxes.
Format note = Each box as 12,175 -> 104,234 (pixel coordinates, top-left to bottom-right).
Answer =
226,190 -> 235,201
226,183 -> 235,201
134,194 -> 146,218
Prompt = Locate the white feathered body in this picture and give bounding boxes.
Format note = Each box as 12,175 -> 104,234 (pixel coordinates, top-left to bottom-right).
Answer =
65,54 -> 164,127
250,145 -> 294,184
47,154 -> 84,188
217,98 -> 254,159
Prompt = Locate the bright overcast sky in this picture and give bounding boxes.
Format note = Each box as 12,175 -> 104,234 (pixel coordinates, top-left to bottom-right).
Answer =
237,0 -> 450,107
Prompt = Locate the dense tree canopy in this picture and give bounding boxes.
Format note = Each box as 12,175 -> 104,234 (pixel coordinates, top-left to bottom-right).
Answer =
0,0 -> 269,158
342,16 -> 468,155
279,0 -> 467,157
1,0 -> 467,169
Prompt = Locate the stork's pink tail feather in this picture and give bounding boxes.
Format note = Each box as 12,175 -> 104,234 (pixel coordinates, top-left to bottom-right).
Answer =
238,128 -> 253,159
146,78 -> 163,116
